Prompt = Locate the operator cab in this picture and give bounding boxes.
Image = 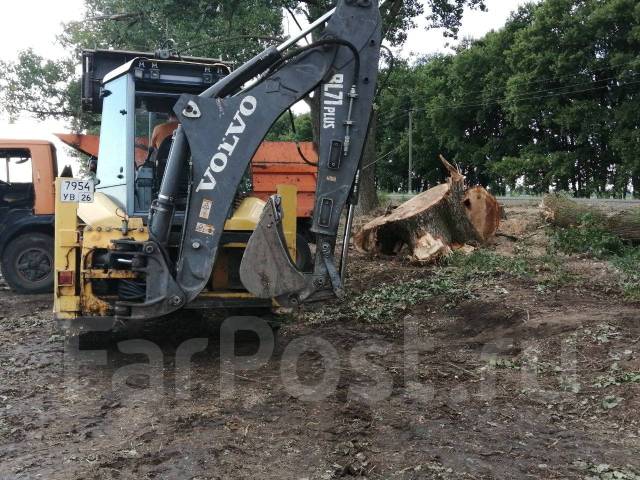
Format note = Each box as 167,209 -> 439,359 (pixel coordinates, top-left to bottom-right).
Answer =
87,50 -> 232,217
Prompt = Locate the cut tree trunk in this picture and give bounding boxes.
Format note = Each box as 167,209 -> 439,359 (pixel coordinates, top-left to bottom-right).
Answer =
464,186 -> 502,242
354,157 -> 501,262
355,111 -> 379,215
542,193 -> 640,242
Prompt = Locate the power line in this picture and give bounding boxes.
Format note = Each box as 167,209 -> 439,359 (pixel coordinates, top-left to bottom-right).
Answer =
367,79 -> 640,171
424,78 -> 640,114
457,59 -> 640,99
490,59 -> 640,89
378,75 -> 640,127
377,61 -> 640,127
398,74 -> 639,121
386,58 -> 640,104
467,71 -> 639,104
362,144 -> 403,171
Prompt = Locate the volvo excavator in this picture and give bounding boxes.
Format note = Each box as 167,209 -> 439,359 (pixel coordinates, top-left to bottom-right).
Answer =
54,0 -> 382,331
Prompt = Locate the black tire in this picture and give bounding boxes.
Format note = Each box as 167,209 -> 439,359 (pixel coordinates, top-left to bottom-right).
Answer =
295,233 -> 313,272
1,232 -> 54,294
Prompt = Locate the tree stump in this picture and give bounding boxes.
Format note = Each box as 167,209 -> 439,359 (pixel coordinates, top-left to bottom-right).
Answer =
354,158 -> 500,262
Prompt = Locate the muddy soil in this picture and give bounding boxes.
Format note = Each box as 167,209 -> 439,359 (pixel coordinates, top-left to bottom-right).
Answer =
0,207 -> 639,479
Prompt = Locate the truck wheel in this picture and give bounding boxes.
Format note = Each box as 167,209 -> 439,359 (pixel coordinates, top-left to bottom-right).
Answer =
1,233 -> 54,294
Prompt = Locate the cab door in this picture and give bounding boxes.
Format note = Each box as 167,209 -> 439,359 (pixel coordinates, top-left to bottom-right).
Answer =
95,74 -> 135,211
32,143 -> 57,215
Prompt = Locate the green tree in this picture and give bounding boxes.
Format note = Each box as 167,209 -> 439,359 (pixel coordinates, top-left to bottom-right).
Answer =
499,0 -> 640,196
1,0 -> 492,208
266,112 -> 313,142
281,0 -> 487,212
0,50 -> 83,127
376,0 -> 640,198
0,0 -> 285,132
60,0 -> 284,63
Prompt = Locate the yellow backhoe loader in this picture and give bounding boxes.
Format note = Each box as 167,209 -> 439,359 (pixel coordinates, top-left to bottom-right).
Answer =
54,0 -> 382,334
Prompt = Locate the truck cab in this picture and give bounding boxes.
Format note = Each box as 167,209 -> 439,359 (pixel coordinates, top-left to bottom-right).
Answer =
0,139 -> 57,293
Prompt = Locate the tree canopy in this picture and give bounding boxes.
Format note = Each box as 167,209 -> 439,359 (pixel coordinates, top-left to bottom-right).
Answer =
2,0 -> 637,197
375,0 -> 640,197
0,0 -> 285,130
0,0 -> 487,126
60,0 -> 284,63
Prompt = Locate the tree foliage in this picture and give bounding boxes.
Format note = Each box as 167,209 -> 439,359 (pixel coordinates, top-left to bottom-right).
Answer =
0,0 -> 486,136
280,0 -> 486,212
284,0 -> 486,45
266,112 -> 313,142
60,0 -> 284,63
376,0 -> 640,197
0,50 -> 81,125
0,0 -> 285,131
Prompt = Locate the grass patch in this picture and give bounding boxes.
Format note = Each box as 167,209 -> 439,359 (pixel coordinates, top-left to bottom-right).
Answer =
533,254 -> 576,293
488,358 -> 521,370
551,214 -> 626,259
550,214 -> 640,299
351,270 -> 475,323
594,371 -> 640,388
305,250 -> 532,325
611,249 -> 640,299
303,246 -> 596,326
377,191 -> 392,207
445,249 -> 531,277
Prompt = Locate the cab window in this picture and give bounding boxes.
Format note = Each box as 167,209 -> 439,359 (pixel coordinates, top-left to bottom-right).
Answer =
0,149 -> 34,208
133,94 -> 181,213
0,149 -> 33,183
134,94 -> 180,160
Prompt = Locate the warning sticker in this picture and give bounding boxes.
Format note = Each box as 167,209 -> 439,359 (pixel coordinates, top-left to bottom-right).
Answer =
195,222 -> 215,236
199,199 -> 213,219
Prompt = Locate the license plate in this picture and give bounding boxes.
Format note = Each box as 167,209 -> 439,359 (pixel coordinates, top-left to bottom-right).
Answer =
60,179 -> 95,203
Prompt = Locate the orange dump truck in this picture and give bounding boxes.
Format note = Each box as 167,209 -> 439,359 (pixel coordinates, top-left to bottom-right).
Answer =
56,133 -> 318,235
0,139 -> 58,293
250,141 -> 317,236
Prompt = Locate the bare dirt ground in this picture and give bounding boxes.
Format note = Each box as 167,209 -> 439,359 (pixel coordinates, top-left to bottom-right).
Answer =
1,205 -> 639,479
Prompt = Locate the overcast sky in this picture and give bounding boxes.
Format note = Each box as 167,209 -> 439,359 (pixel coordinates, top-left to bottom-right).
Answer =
0,0 -> 534,167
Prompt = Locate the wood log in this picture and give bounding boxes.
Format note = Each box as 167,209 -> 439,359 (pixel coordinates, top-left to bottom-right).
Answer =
609,210 -> 640,241
541,193 -> 607,226
542,193 -> 640,242
354,157 -> 501,262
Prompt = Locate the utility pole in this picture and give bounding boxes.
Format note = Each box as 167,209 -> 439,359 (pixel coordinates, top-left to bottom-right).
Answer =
408,109 -> 413,194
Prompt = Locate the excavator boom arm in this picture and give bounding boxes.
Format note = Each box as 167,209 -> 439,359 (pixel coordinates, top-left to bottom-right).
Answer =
120,0 -> 382,319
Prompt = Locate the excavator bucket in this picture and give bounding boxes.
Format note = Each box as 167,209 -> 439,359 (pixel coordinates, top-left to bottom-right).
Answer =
239,195 -> 307,301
